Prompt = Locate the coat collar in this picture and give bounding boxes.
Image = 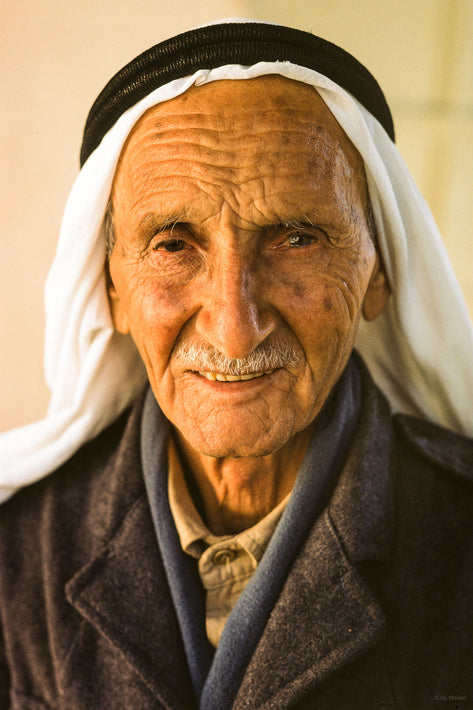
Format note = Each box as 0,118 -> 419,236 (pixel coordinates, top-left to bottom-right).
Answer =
64,359 -> 396,709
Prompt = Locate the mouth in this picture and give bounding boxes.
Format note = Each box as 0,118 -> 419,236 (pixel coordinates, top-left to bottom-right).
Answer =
197,369 -> 275,382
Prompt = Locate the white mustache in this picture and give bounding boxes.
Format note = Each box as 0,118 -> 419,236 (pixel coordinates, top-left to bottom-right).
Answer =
173,340 -> 301,375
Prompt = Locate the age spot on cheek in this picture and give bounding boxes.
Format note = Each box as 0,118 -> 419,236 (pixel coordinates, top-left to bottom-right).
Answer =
293,281 -> 306,298
323,296 -> 333,312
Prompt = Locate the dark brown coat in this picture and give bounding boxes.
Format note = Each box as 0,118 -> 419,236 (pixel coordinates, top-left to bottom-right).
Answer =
1,368 -> 472,709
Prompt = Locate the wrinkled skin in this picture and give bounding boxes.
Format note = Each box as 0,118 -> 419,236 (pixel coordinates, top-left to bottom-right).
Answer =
108,76 -> 389,533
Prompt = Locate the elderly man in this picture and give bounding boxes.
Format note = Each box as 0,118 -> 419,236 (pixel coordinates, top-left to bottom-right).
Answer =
1,20 -> 472,710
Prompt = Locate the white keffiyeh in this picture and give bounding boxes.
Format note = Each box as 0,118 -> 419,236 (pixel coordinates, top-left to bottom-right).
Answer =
1,54 -> 472,503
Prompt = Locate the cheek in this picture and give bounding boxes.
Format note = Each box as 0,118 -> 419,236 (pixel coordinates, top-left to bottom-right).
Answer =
272,265 -> 348,325
271,259 -> 369,354
120,271 -> 193,361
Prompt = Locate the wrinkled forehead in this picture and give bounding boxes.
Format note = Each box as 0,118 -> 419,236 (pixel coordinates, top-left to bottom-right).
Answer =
115,75 -> 366,186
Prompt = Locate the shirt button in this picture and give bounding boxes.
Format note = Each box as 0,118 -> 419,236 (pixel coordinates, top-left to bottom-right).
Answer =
212,548 -> 237,566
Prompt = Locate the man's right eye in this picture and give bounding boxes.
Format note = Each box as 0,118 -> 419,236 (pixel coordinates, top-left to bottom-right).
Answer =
153,238 -> 187,253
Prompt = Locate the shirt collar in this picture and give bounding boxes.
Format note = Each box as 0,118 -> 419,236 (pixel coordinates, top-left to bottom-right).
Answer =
167,435 -> 289,562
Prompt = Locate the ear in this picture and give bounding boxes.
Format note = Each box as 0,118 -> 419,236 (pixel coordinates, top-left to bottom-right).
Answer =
362,253 -> 390,321
105,262 -> 130,334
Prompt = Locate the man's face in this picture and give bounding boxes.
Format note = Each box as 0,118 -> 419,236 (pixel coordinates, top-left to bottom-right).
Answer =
108,76 -> 388,459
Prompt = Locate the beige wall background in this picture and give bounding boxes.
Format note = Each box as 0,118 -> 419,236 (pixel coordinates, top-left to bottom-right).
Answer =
1,0 -> 472,432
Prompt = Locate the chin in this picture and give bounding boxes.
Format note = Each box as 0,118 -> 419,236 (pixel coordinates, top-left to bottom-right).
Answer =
180,424 -> 293,460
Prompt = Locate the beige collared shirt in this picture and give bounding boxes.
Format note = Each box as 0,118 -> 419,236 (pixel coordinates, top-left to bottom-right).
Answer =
167,437 -> 289,647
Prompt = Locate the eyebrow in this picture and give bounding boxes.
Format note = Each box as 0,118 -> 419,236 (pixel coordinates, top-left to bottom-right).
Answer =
267,214 -> 340,235
270,216 -> 319,230
137,211 -> 188,237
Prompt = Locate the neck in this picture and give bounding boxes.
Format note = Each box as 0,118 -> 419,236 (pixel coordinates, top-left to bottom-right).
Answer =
174,425 -> 314,535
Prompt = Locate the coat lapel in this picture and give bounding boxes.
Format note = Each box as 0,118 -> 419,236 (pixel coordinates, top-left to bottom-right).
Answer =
60,397 -> 196,710
233,512 -> 386,709
234,367 -> 395,709
65,493 -> 196,708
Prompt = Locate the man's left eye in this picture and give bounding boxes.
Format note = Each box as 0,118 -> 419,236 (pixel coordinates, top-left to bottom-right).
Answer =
285,232 -> 319,248
153,238 -> 187,252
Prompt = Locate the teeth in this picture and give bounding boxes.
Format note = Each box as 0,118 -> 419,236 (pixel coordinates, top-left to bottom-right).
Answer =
199,371 -> 216,380
216,373 -> 234,382
198,370 -> 273,382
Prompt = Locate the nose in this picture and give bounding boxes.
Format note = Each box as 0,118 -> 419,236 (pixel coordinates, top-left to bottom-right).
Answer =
195,252 -> 276,360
